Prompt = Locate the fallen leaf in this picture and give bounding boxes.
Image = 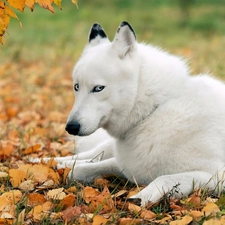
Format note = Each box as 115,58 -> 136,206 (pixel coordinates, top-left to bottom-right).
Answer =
62,206 -> 82,223
203,217 -> 225,225
58,193 -> 75,209
170,215 -> 193,225
92,215 -> 109,225
18,179 -> 35,191
119,218 -> 143,225
83,186 -> 100,204
140,209 -> 156,220
46,187 -> 66,200
27,193 -> 46,206
202,202 -> 220,217
128,203 -> 141,214
8,168 -> 26,187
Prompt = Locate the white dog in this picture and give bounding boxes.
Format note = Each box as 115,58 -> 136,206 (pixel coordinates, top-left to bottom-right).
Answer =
59,22 -> 225,206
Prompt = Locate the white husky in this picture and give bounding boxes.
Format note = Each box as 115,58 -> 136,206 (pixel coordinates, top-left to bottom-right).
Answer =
59,21 -> 225,206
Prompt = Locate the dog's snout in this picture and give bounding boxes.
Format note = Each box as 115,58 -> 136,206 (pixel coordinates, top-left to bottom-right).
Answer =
65,122 -> 80,135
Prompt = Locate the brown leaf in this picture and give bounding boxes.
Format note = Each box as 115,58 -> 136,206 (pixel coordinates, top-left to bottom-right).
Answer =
27,193 -> 46,206
62,206 -> 82,223
128,203 -> 141,214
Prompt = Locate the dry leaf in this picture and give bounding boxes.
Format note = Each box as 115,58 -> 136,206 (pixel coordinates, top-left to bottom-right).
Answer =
62,206 -> 82,223
170,215 -> 193,225
46,187 -> 66,200
18,180 -> 35,191
58,193 -> 75,209
27,193 -> 46,206
92,215 -> 108,225
128,203 -> 141,214
119,218 -> 143,225
203,217 -> 225,225
140,209 -> 156,220
201,202 -> 220,217
83,186 -> 100,204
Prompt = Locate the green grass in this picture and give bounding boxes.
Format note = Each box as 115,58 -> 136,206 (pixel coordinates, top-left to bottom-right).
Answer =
1,0 -> 225,78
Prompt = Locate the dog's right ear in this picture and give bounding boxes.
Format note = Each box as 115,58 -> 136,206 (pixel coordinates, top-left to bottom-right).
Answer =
88,23 -> 108,47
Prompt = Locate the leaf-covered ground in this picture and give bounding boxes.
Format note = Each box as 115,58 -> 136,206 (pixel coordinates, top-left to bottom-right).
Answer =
1,1 -> 225,224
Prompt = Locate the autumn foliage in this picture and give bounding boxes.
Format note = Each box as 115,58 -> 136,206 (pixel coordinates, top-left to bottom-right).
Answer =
0,0 -> 78,44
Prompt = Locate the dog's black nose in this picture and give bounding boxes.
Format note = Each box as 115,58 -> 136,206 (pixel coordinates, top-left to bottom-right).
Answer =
65,122 -> 80,135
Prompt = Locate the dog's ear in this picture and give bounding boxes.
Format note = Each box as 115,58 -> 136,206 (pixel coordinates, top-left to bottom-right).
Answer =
112,21 -> 136,58
88,23 -> 108,46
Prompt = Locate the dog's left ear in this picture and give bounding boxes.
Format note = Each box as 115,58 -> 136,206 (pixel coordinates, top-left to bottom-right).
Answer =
112,21 -> 136,58
88,23 -> 108,47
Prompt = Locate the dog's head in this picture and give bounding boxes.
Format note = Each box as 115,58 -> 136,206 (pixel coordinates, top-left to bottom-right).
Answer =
66,21 -> 140,136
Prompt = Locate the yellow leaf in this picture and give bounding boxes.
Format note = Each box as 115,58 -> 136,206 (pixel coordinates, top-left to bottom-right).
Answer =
25,0 -> 35,11
203,217 -> 225,225
170,215 -> 193,225
92,215 -> 108,225
6,0 -> 25,12
53,0 -> 62,9
71,0 -> 78,8
35,0 -> 54,13
9,168 -> 26,187
128,203 -> 142,214
4,5 -> 18,19
201,202 -> 220,217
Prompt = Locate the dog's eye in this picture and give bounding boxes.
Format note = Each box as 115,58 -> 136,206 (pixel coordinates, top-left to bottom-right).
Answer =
92,85 -> 105,93
74,83 -> 79,91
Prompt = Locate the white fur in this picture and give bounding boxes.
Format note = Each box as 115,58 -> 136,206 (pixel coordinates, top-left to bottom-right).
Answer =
60,22 -> 225,206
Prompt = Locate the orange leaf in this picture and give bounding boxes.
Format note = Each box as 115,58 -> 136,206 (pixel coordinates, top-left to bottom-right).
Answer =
0,141 -> 14,157
83,186 -> 100,204
58,193 -> 75,209
119,218 -> 143,225
89,185 -> 116,213
140,209 -> 156,220
27,193 -> 46,206
23,144 -> 41,155
35,0 -> 54,13
25,0 -> 35,11
4,5 -> 18,19
92,215 -> 108,225
128,203 -> 141,214
6,0 -> 25,12
9,168 -> 26,187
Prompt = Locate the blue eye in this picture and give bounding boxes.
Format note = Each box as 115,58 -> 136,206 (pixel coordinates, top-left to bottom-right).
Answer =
74,83 -> 79,91
92,85 -> 105,93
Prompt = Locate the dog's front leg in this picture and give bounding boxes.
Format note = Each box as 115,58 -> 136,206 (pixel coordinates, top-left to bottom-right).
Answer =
130,171 -> 218,206
67,157 -> 123,183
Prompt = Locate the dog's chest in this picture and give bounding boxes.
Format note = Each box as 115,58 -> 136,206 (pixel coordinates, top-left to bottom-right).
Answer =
115,139 -> 167,185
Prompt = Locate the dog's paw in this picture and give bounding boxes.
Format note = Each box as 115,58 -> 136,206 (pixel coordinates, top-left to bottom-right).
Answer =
129,188 -> 162,207
67,164 -> 100,183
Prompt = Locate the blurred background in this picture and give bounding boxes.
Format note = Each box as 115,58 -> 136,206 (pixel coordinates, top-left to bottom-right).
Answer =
0,0 -> 225,149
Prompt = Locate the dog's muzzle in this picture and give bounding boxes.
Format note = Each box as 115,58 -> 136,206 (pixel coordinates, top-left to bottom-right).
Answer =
65,122 -> 80,135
